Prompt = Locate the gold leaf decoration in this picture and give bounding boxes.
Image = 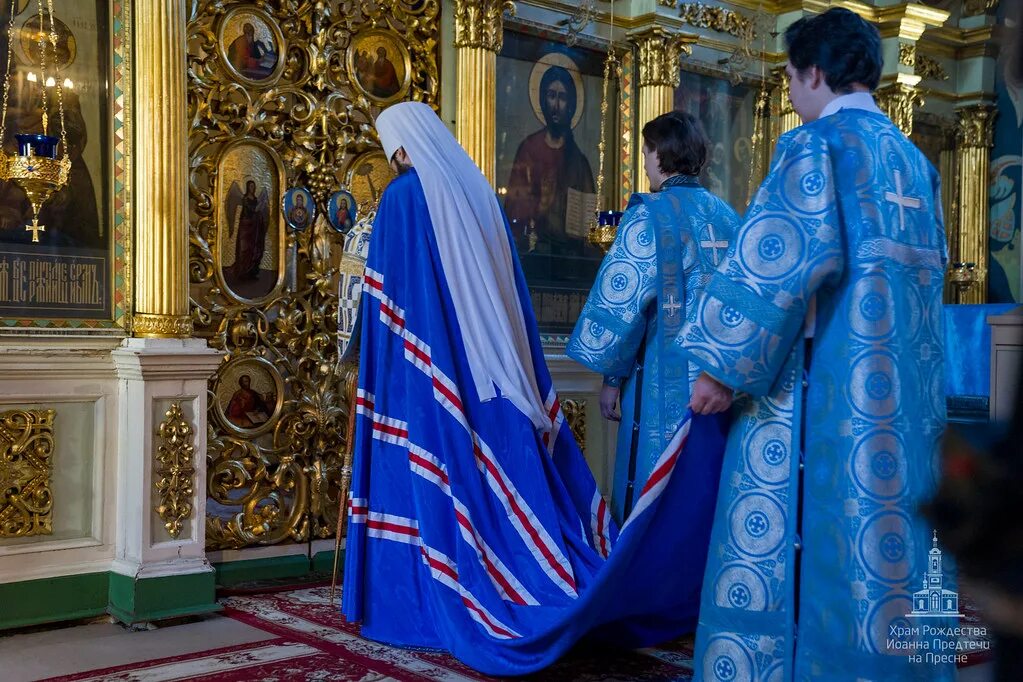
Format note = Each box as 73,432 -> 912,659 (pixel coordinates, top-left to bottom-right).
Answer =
155,403 -> 196,539
916,55 -> 949,82
0,410 -> 55,538
561,399 -> 587,454
188,0 -> 439,551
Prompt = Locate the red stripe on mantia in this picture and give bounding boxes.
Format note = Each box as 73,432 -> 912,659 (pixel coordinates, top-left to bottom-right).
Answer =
404,340 -> 432,366
473,442 -> 576,590
367,519 -> 419,536
639,437 -> 686,497
453,509 -> 527,606
409,452 -> 449,485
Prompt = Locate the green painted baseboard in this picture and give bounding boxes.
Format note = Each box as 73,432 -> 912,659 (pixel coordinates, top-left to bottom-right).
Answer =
312,548 -> 343,575
0,572 -> 109,631
0,551 -> 345,630
212,549 -> 343,586
212,554 -> 313,587
108,571 -> 220,625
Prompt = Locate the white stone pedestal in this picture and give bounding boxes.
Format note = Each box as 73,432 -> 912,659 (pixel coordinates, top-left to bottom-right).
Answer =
109,338 -> 223,623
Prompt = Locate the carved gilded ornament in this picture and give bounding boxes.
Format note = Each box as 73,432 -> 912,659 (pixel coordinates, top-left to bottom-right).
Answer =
454,0 -> 516,52
963,0 -> 998,17
635,29 -> 693,88
154,403 -> 197,540
561,400 -> 587,454
132,313 -> 194,339
899,42 -> 916,67
674,3 -> 754,42
0,410 -> 54,538
875,83 -> 923,135
915,55 -> 949,82
956,105 -> 996,148
189,0 -> 439,551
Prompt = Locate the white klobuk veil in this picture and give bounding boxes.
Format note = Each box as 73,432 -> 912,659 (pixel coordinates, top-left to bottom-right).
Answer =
375,102 -> 549,430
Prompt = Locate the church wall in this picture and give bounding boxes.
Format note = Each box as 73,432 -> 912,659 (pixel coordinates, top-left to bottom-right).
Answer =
0,339 -> 120,627
0,0 -> 137,629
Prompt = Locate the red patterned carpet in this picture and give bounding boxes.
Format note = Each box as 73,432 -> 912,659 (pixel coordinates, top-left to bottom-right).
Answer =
41,586 -> 695,681
36,585 -> 994,680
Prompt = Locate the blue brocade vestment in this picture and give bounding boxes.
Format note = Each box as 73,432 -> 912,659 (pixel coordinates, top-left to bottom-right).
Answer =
567,182 -> 740,522
678,110 -> 956,681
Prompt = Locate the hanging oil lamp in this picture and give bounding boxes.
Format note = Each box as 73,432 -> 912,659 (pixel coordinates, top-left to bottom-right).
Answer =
0,0 -> 71,243
587,0 -> 622,253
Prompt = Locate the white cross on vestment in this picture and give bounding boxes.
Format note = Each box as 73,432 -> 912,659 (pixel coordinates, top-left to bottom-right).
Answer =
884,170 -> 922,232
662,294 -> 682,317
700,224 -> 728,265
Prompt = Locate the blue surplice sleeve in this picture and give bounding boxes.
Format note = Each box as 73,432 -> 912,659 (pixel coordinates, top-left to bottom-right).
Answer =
567,204 -> 657,379
676,127 -> 845,396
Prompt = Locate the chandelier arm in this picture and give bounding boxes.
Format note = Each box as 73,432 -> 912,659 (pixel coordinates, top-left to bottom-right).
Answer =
745,1 -> 770,203
46,0 -> 66,159
35,0 -> 48,135
0,0 -> 17,143
593,0 -> 615,220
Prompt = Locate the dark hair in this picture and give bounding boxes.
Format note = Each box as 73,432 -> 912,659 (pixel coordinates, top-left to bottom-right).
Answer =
784,8 -> 882,93
539,66 -> 577,125
641,111 -> 709,177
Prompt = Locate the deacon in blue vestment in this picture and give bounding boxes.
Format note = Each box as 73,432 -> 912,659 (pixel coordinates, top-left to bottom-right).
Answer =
679,10 -> 956,681
567,111 -> 739,522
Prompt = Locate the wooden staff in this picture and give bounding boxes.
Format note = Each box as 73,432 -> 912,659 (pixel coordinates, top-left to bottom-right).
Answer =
331,364 -> 359,606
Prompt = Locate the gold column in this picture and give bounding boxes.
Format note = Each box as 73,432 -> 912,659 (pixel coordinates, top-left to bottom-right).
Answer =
939,125 -> 958,247
777,69 -> 801,137
454,0 -> 515,185
939,128 -> 959,304
632,27 -> 695,194
748,82 -> 774,199
953,104 -> 996,304
133,0 -> 191,338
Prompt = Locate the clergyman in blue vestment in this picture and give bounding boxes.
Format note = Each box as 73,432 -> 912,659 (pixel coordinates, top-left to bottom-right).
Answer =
678,10 -> 956,680
341,102 -> 730,675
567,111 -> 739,523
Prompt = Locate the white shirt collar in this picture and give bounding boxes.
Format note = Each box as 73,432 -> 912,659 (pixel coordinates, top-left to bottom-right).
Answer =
819,92 -> 883,119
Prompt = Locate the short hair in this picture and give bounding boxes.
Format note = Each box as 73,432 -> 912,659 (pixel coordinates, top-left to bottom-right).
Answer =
641,111 -> 709,177
784,8 -> 882,92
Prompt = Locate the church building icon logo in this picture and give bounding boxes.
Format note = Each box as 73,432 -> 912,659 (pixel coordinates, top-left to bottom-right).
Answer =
907,530 -> 963,618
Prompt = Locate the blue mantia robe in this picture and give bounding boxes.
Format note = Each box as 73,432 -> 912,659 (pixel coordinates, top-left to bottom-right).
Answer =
567,181 -> 740,521
342,169 -> 730,675
678,109 -> 956,680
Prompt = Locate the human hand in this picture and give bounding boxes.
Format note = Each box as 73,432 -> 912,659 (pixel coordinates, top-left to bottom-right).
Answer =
689,373 -> 733,415
600,385 -> 621,422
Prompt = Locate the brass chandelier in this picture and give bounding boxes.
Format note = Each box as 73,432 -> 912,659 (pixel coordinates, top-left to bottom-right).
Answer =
0,0 -> 71,243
